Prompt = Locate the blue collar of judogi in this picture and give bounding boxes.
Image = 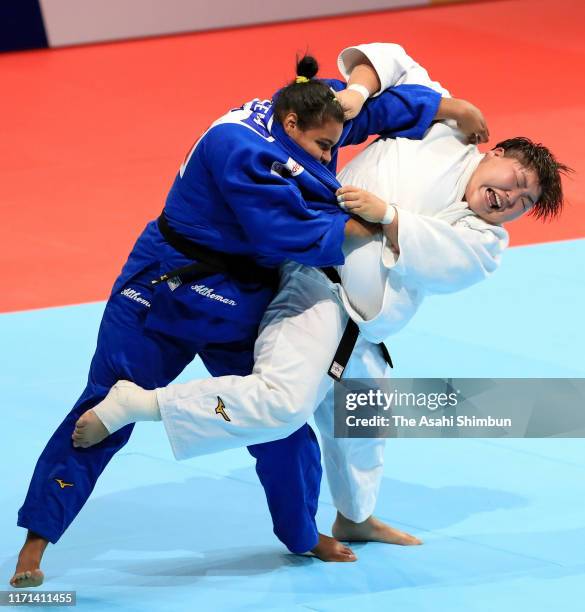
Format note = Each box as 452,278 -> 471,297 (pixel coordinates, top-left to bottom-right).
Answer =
269,120 -> 341,193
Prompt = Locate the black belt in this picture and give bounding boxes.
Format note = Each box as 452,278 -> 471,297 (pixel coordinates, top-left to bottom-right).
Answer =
321,266 -> 393,382
152,213 -> 279,288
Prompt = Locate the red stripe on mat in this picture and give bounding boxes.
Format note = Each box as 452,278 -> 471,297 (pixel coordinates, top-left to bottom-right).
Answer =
1,0 -> 583,312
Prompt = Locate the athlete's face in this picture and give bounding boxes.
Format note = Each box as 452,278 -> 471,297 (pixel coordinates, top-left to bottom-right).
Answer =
283,113 -> 343,165
465,148 -> 542,224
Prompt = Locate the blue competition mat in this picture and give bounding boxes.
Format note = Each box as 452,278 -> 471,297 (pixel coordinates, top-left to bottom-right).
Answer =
1,240 -> 584,611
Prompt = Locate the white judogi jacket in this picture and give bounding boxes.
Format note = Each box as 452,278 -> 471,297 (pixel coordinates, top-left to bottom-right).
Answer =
336,44 -> 509,343
154,43 -> 510,477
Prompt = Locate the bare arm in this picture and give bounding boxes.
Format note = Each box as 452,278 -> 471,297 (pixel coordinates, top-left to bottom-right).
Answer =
347,61 -> 382,96
343,217 -> 381,257
435,97 -> 489,144
344,217 -> 380,239
336,62 -> 381,120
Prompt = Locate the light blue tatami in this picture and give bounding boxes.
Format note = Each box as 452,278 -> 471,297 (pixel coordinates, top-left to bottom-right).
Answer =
1,239 -> 584,611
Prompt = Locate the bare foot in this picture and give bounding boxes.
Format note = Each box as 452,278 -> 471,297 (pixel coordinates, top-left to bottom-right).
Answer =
72,409 -> 109,448
333,512 -> 422,546
308,533 -> 357,562
10,532 -> 48,588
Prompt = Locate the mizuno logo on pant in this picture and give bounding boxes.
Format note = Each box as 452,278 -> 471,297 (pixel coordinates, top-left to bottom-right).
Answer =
54,479 -> 74,489
215,396 -> 231,422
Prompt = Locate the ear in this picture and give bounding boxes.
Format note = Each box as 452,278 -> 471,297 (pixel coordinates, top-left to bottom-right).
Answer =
486,147 -> 505,159
283,112 -> 298,133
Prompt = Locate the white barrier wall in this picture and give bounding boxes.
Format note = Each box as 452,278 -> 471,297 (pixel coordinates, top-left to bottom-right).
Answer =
39,0 -> 428,47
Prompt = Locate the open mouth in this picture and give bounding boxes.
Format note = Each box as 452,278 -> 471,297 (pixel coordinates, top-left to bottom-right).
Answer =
486,188 -> 503,211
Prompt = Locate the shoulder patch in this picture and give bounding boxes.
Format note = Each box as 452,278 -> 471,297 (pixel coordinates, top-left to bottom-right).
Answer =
270,157 -> 304,178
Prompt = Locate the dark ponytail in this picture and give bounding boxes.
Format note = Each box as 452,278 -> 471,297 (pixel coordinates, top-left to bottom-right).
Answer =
274,55 -> 344,130
296,55 -> 319,80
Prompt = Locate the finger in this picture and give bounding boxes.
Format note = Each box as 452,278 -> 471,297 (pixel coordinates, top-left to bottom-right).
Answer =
337,194 -> 360,207
470,132 -> 485,145
337,195 -> 351,210
343,201 -> 359,210
344,202 -> 364,212
339,191 -> 361,203
338,185 -> 360,194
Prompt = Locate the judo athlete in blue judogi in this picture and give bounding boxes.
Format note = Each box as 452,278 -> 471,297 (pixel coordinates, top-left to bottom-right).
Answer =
11,55 -> 443,587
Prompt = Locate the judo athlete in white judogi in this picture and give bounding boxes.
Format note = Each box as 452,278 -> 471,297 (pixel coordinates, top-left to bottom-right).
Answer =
76,43 -> 567,541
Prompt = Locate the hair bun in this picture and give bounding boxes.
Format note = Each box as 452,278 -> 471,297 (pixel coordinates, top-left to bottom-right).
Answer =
296,55 -> 319,80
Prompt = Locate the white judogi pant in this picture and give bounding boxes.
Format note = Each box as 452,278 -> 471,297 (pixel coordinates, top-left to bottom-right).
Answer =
158,261 -> 388,522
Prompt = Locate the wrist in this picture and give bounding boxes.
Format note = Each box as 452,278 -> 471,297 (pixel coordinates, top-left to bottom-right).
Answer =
347,83 -> 370,102
346,62 -> 381,96
380,203 -> 396,225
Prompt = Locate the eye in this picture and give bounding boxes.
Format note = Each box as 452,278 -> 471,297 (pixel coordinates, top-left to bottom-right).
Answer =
317,141 -> 331,151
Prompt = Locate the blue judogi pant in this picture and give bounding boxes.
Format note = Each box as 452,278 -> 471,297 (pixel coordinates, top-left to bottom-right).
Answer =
17,223 -> 321,555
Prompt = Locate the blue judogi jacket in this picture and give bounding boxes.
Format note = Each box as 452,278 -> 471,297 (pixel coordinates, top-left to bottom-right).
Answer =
163,80 -> 441,268
115,81 -> 441,342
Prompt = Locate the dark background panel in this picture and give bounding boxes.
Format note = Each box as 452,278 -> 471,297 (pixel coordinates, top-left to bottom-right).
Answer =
0,0 -> 48,52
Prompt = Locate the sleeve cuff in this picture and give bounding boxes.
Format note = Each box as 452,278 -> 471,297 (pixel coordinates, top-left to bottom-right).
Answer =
338,44 -> 387,97
381,233 -> 400,269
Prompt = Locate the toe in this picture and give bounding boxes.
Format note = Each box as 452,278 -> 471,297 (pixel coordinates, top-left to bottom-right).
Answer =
341,545 -> 357,560
399,531 -> 422,545
10,569 -> 44,589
